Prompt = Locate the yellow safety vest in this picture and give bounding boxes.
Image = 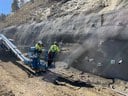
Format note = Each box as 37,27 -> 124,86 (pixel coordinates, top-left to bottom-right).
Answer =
49,44 -> 60,53
35,43 -> 43,51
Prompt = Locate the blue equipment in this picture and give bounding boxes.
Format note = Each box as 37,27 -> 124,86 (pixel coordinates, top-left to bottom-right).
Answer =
0,34 -> 47,72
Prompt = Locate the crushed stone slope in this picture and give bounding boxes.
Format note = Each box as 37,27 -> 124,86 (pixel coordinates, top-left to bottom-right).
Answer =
0,49 -> 125,96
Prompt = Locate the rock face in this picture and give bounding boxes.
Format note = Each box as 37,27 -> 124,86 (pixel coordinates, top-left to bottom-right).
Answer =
18,0 -> 30,7
1,0 -> 128,80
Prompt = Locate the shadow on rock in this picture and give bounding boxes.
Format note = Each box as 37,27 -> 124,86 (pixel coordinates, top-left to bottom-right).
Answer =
0,49 -> 35,77
54,76 -> 94,88
42,70 -> 59,83
42,70 -> 94,88
0,49 -> 18,62
12,61 -> 35,77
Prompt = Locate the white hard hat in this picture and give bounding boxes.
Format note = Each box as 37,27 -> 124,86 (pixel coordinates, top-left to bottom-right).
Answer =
53,41 -> 57,45
38,41 -> 42,44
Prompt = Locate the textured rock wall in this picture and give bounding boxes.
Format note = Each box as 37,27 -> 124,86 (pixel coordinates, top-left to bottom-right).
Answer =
1,0 -> 128,80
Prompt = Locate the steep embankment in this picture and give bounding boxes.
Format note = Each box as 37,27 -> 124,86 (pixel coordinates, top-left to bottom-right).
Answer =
1,49 -> 125,96
1,0 -> 128,80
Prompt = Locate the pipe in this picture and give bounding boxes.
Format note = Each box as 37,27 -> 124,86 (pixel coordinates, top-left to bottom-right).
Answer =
0,34 -> 30,63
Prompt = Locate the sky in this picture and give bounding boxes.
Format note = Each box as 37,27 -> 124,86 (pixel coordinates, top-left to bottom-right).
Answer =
0,0 -> 13,15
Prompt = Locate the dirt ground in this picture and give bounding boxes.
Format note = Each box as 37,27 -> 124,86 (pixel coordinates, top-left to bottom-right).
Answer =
0,50 -> 127,96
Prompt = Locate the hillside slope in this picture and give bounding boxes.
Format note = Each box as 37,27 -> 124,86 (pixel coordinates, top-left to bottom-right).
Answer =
1,0 -> 128,95
0,49 -> 126,96
0,0 -> 128,28
1,0 -> 128,82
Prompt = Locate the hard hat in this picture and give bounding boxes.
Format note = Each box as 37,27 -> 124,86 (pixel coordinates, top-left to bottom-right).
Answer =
53,41 -> 57,45
38,41 -> 43,45
53,41 -> 59,46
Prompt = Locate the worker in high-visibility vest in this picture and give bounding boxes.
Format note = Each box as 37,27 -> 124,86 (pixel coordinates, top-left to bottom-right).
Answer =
32,41 -> 44,73
35,41 -> 44,56
48,41 -> 60,67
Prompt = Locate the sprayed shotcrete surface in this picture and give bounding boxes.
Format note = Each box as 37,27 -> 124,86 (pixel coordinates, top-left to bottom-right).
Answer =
0,50 -> 127,96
